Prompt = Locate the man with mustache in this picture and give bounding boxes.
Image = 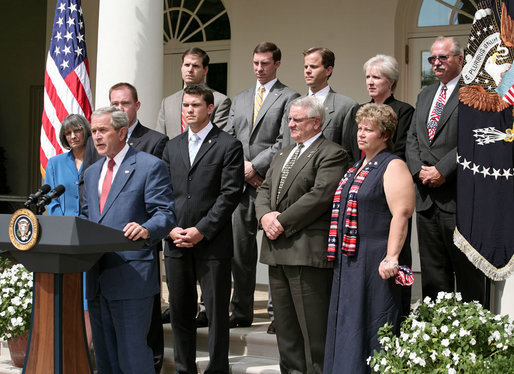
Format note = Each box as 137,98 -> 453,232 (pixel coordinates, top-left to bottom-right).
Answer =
406,36 -> 486,305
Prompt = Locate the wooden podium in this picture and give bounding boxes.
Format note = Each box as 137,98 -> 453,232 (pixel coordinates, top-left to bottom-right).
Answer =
0,214 -> 141,374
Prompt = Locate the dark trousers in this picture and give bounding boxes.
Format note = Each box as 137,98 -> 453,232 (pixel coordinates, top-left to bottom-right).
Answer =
417,205 -> 486,304
269,265 -> 333,374
148,248 -> 164,373
230,187 -> 258,323
89,294 -> 155,374
165,254 -> 231,374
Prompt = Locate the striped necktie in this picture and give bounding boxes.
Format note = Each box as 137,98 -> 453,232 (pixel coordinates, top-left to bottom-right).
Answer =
427,84 -> 447,141
253,85 -> 266,125
277,143 -> 304,200
181,106 -> 187,133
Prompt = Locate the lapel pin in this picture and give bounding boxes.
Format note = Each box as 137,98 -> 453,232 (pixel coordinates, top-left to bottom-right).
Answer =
125,170 -> 130,174
208,139 -> 212,143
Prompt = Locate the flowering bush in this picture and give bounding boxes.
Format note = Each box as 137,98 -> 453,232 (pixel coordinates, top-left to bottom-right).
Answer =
0,260 -> 33,341
368,292 -> 514,373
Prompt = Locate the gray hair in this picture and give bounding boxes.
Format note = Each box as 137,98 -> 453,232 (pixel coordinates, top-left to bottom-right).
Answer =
363,54 -> 400,92
432,36 -> 464,56
91,106 -> 129,134
59,114 -> 91,150
290,96 -> 325,123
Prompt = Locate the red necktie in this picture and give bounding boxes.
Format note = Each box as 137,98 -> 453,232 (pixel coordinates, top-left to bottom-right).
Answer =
99,159 -> 115,213
181,109 -> 187,133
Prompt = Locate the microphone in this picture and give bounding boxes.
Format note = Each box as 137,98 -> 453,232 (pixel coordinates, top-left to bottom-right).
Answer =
36,185 -> 66,208
24,184 -> 51,208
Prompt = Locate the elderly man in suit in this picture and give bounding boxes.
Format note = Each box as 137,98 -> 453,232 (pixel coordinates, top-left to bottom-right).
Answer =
406,36 -> 485,304
81,106 -> 175,374
157,47 -> 231,138
255,96 -> 349,373
162,85 -> 244,373
226,42 -> 299,329
82,82 -> 169,373
282,47 -> 357,147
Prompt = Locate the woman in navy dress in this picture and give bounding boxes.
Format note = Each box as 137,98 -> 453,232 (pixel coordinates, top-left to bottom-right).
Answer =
324,104 -> 415,373
44,113 -> 92,346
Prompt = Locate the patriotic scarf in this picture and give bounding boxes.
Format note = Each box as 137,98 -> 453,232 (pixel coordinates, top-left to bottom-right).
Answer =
326,159 -> 415,287
327,165 -> 370,260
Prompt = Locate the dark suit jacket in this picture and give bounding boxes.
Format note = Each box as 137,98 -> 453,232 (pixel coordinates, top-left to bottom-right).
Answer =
162,125 -> 244,259
343,95 -> 414,163
81,147 -> 175,300
282,89 -> 358,148
406,82 -> 459,213
226,80 -> 299,177
157,86 -> 231,139
255,135 -> 349,268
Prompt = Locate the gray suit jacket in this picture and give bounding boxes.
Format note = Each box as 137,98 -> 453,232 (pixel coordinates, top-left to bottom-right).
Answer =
406,82 -> 458,213
255,135 -> 349,268
156,86 -> 231,139
226,80 -> 299,177
282,89 -> 357,147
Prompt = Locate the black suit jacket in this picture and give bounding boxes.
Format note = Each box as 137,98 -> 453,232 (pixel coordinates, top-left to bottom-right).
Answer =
406,82 -> 459,213
343,95 -> 414,163
162,125 -> 245,259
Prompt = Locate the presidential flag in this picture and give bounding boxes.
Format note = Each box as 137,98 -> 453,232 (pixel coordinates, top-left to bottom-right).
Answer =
456,0 -> 514,281
40,0 -> 93,175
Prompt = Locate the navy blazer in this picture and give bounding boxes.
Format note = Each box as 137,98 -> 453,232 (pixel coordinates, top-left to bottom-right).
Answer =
162,125 -> 244,260
81,147 -> 175,300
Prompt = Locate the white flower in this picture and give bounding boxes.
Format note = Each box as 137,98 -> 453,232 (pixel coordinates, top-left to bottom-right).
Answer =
455,292 -> 462,301
441,325 -> 449,333
442,349 -> 451,357
430,351 -> 438,361
469,352 -> 476,363
448,368 -> 456,374
452,320 -> 459,327
452,353 -> 459,365
366,356 -> 371,365
423,296 -> 432,304
423,334 -> 430,341
374,364 -> 380,372
441,339 -> 450,347
470,337 -> 476,345
380,358 -> 387,366
489,330 -> 501,343
449,333 -> 456,340
459,328 -> 470,337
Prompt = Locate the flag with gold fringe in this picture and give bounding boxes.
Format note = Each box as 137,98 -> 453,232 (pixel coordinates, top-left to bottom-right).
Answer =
456,0 -> 514,281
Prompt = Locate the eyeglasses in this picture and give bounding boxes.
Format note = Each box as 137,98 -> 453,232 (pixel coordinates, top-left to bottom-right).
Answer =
288,117 -> 316,124
427,54 -> 456,64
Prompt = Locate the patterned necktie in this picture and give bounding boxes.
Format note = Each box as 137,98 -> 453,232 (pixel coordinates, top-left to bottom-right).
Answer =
99,159 -> 115,213
189,133 -> 201,165
181,106 -> 187,133
427,84 -> 447,141
277,143 -> 304,200
253,85 -> 266,125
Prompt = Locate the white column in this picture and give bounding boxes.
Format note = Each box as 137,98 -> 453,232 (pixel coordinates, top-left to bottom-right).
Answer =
95,0 -> 162,128
494,277 -> 514,318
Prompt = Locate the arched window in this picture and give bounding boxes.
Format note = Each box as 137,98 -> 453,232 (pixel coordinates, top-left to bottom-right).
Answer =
418,0 -> 477,27
163,0 -> 231,43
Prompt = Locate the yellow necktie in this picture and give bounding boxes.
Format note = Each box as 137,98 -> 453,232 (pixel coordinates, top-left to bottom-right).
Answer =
253,85 -> 265,125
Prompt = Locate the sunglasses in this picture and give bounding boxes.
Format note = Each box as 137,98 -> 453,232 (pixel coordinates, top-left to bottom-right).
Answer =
427,54 -> 456,64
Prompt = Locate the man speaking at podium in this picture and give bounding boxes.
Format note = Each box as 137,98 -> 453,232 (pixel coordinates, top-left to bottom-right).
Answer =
81,106 -> 175,374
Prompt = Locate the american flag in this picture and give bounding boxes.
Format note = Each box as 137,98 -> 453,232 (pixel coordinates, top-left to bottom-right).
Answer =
40,0 -> 93,175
